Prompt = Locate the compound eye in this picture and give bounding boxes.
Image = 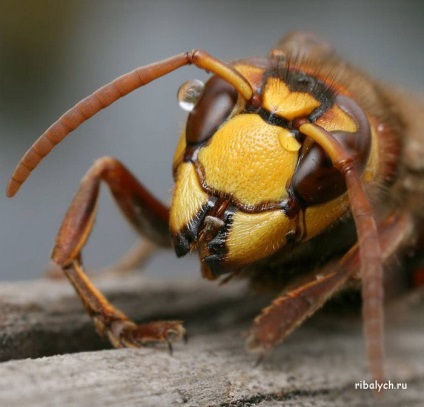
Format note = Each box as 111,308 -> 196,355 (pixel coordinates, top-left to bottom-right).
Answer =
185,75 -> 238,145
292,95 -> 372,206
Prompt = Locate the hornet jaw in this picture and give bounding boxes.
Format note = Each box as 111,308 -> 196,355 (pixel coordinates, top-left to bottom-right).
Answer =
171,196 -> 234,279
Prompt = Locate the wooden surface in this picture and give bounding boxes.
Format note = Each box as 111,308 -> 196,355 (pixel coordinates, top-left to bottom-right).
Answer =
0,273 -> 423,406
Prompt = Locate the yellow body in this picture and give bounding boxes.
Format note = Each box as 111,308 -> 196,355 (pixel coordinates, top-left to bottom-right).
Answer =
170,62 -> 377,271
262,78 -> 320,120
197,114 -> 300,207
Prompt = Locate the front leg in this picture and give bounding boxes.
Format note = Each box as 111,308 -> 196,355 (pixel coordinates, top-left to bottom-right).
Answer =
51,156 -> 185,351
247,212 -> 414,367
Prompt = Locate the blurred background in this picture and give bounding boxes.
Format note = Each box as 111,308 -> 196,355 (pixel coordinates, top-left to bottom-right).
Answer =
1,0 -> 423,281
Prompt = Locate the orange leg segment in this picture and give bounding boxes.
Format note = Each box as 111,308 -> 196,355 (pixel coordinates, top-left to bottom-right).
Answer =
51,156 -> 185,350
247,211 -> 413,361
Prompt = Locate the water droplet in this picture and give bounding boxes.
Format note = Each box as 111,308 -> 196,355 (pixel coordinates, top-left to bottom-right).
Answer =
177,79 -> 205,112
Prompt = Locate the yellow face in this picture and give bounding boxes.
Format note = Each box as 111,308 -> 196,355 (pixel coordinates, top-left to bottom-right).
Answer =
170,62 -> 376,279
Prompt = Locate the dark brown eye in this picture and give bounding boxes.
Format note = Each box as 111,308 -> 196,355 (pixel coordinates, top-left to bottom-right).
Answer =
291,95 -> 371,206
185,75 -> 238,145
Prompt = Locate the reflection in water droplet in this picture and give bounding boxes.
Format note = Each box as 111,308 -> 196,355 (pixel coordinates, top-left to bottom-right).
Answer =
177,79 -> 205,112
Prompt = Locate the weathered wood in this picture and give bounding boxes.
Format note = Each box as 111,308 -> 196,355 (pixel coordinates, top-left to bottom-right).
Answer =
0,274 -> 267,361
0,274 -> 423,406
